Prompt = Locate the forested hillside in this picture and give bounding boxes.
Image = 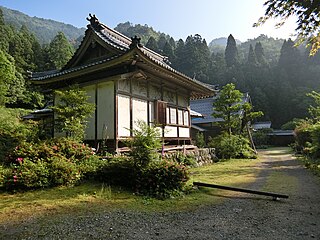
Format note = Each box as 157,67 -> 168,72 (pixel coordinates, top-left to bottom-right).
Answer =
0,6 -> 85,44
0,8 -> 75,108
1,6 -> 320,128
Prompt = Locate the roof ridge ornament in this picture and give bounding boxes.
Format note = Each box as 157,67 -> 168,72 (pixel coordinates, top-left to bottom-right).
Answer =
129,35 -> 142,49
86,13 -> 103,30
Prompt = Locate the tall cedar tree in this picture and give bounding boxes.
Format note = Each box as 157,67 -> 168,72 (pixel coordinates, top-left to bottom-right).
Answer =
247,44 -> 258,66
254,42 -> 267,65
225,34 -> 239,67
162,41 -> 175,63
48,32 -> 74,69
146,36 -> 159,52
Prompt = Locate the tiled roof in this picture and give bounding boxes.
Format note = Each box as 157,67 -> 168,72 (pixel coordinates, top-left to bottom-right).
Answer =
191,93 -> 250,124
191,96 -> 223,124
30,14 -> 215,96
31,54 -> 123,81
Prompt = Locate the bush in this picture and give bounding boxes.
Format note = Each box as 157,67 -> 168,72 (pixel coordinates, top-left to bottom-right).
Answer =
165,153 -> 197,167
99,156 -> 135,187
293,120 -> 313,153
128,121 -> 162,168
0,107 -> 39,163
1,138 -> 103,190
195,132 -> 205,148
252,129 -> 272,147
135,160 -> 189,199
208,133 -> 255,159
0,164 -> 9,188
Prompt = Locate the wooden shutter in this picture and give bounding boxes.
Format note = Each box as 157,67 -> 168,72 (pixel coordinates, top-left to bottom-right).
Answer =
154,100 -> 167,125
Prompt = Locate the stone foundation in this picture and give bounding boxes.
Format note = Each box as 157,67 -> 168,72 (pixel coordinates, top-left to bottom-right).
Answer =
164,147 -> 217,167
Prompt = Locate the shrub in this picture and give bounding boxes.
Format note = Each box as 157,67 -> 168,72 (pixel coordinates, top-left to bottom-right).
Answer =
252,129 -> 272,147
2,137 -> 103,190
135,160 -> 189,199
49,156 -> 81,186
4,159 -> 50,190
165,153 -> 197,167
0,164 -> 9,188
99,156 -> 135,187
293,120 -> 313,153
0,107 -> 39,163
208,133 -> 255,159
195,132 -> 205,148
128,121 -> 162,168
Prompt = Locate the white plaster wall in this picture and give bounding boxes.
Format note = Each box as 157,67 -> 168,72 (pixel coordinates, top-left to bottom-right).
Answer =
132,98 -> 148,131
83,85 -> 96,140
149,101 -> 154,124
97,81 -> 114,139
164,126 -> 178,137
178,94 -> 188,107
178,109 -> 183,125
179,127 -> 190,138
117,94 -> 131,137
184,110 -> 190,126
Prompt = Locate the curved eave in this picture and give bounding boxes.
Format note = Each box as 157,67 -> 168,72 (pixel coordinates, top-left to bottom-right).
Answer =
62,27 -> 128,70
31,53 -> 134,85
134,48 -> 215,98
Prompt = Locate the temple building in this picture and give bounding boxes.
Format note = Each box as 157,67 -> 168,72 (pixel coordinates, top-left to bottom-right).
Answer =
31,14 -> 215,152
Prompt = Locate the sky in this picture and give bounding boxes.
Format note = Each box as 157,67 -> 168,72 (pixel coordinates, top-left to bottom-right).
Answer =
0,0 -> 297,42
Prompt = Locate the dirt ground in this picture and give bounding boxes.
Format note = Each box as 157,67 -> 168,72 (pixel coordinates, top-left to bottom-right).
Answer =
1,148 -> 320,239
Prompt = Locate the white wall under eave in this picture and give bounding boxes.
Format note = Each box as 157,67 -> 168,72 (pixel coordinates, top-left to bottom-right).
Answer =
179,127 -> 190,138
83,85 -> 96,140
132,98 -> 148,132
97,81 -> 114,140
117,94 -> 131,137
164,126 -> 178,137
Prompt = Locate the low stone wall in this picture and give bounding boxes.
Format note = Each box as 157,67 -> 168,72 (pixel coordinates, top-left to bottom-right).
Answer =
164,147 -> 217,167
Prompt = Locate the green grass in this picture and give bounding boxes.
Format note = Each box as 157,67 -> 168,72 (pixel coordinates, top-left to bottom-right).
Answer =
0,158 -> 261,224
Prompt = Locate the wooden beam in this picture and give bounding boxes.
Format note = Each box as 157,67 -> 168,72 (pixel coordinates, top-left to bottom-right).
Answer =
193,181 -> 289,200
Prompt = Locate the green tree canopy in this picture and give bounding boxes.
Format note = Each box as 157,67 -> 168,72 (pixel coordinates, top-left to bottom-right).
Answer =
48,32 -> 74,69
225,34 -> 239,67
247,44 -> 258,66
212,83 -> 244,135
212,83 -> 263,135
145,36 -> 159,52
51,86 -> 95,141
255,0 -> 320,55
0,49 -> 24,105
307,91 -> 320,122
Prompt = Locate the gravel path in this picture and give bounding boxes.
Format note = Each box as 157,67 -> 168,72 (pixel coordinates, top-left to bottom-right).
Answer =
2,148 -> 320,239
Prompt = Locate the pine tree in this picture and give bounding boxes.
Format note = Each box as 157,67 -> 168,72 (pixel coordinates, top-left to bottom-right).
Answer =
212,83 -> 243,135
225,34 -> 239,67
